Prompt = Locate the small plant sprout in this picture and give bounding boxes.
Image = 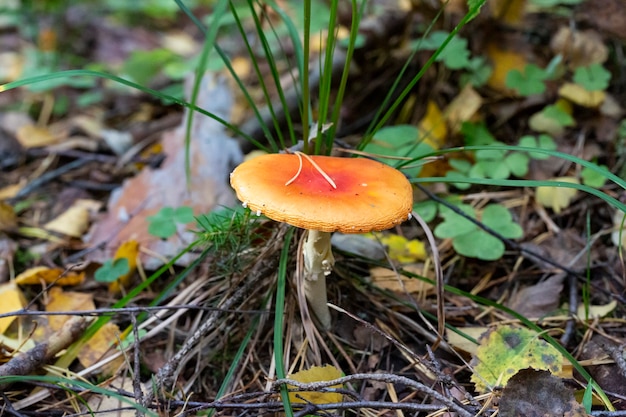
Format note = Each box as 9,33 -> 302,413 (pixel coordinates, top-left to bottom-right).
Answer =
230,153 -> 413,329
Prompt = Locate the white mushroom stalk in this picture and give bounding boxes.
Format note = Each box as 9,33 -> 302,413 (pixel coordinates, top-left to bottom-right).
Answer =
303,230 -> 334,329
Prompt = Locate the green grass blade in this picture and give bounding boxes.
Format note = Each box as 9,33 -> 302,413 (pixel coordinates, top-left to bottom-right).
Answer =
274,227 -> 295,416
360,0 -> 487,150
301,0 -> 312,153
184,0 -> 230,185
174,0 -> 275,151
0,70 -> 265,148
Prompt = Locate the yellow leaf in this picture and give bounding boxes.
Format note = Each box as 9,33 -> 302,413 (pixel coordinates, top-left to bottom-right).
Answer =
418,100 -> 447,149
378,234 -> 427,263
44,199 -> 101,238
446,326 -> 487,355
78,322 -> 124,372
15,125 -> 59,148
559,83 -> 606,108
0,282 -> 26,334
535,177 -> 579,214
486,43 -> 527,94
444,84 -> 483,132
0,201 -> 17,232
15,266 -> 85,287
489,0 -> 526,26
287,365 -> 343,405
108,240 -> 140,294
0,182 -> 24,200
45,287 -> 95,331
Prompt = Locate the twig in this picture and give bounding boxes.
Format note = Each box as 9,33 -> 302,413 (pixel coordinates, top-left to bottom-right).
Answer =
272,373 -> 475,417
142,226 -> 288,406
0,316 -> 90,390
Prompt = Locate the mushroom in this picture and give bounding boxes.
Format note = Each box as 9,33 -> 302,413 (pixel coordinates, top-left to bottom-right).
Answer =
230,152 -> 413,329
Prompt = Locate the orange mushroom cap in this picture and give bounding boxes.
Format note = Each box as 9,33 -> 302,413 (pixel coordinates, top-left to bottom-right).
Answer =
230,153 -> 413,233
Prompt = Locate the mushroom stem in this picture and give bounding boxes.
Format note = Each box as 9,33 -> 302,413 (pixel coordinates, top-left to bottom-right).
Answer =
303,230 -> 335,329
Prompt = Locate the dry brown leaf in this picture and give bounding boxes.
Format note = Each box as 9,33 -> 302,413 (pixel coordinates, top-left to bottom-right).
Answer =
15,266 -> 85,287
44,199 -> 101,238
507,275 -> 564,318
550,27 -> 608,69
499,369 -> 587,417
370,266 -> 434,295
86,73 -> 242,269
0,282 -> 26,334
444,84 -> 483,132
45,287 -> 94,331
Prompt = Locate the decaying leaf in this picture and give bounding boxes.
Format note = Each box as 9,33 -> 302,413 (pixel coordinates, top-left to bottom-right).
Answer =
370,266 -> 434,296
535,177 -> 579,214
376,234 -> 427,263
550,27 -> 608,69
0,282 -> 26,334
470,325 -> 563,393
499,369 -> 587,417
44,199 -> 101,238
286,365 -> 343,405
507,275 -> 564,319
108,240 -> 139,294
77,321 -> 124,371
576,300 -> 617,320
419,100 -> 448,149
485,42 -> 527,94
446,326 -> 487,355
15,266 -> 85,287
86,73 -> 242,269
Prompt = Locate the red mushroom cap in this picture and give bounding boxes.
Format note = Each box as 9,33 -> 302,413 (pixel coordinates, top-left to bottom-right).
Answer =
230,154 -> 413,233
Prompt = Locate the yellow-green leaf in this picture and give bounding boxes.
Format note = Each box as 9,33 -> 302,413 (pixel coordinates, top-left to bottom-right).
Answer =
286,365 -> 343,405
535,177 -> 579,214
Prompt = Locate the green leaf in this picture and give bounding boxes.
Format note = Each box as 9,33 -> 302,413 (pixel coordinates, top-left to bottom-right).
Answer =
416,31 -> 471,70
505,64 -> 548,96
542,104 -> 575,127
363,125 -> 433,176
435,204 -> 477,238
581,164 -> 609,188
413,200 -> 438,223
453,230 -> 504,260
461,56 -> 493,87
147,206 -> 194,239
573,64 -> 611,92
505,152 -> 529,177
445,171 -> 472,190
482,204 -> 523,238
461,122 -> 496,146
94,259 -> 130,283
519,134 -> 557,160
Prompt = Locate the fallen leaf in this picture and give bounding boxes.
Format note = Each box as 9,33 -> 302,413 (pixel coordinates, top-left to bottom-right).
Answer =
108,240 -> 139,294
446,326 -> 487,355
535,177 -> 579,214
15,266 -> 85,287
470,325 -> 563,393
86,73 -> 243,269
0,201 -> 17,232
419,100 -> 447,149
286,365 -> 343,405
77,322 -> 124,371
559,83 -> 606,108
444,84 -> 483,132
489,0 -> 526,26
0,282 -> 26,334
15,125 -> 59,148
45,287 -> 94,331
499,369 -> 587,417
485,42 -> 527,94
370,266 -> 434,295
550,27 -> 608,69
576,300 -> 617,319
44,199 -> 101,238
507,275 -> 564,318
377,234 -> 427,263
